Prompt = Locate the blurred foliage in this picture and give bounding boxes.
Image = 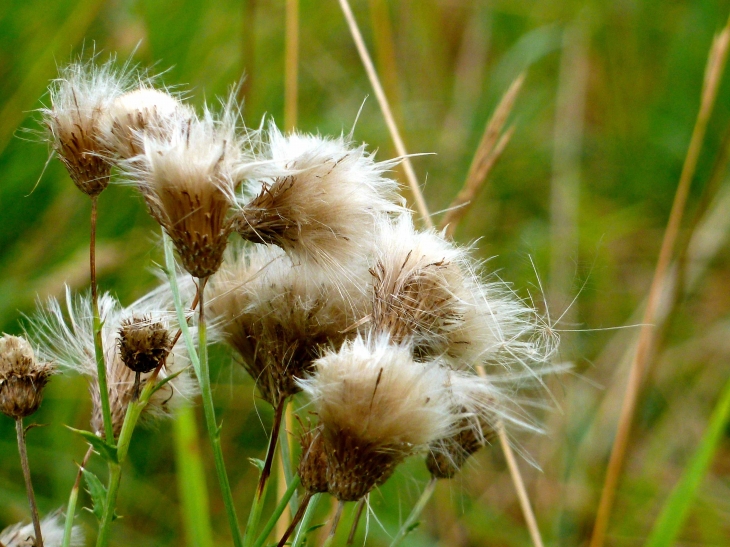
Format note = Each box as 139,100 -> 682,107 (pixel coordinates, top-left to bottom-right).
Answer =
1,0 -> 730,545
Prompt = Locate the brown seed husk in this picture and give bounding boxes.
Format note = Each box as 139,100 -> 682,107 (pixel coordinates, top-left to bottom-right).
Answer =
50,117 -> 111,196
298,423 -> 329,494
118,316 -> 172,374
0,336 -> 53,419
425,416 -> 496,479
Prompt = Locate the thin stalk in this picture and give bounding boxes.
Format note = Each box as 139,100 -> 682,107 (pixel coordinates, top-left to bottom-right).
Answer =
288,493 -> 322,547
163,234 -> 243,547
198,275 -> 245,547
346,497 -> 366,546
322,500 -> 345,547
16,418 -> 43,547
253,475 -> 302,547
277,492 -> 313,547
389,478 -> 436,547
337,0 -> 432,228
61,445 -> 94,547
95,378 -> 154,547
258,397 -> 286,496
90,195 -> 114,443
276,403 -> 298,539
589,18 -> 730,547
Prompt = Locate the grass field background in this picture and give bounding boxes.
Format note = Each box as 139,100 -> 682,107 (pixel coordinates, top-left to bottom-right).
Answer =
1,1 -> 729,545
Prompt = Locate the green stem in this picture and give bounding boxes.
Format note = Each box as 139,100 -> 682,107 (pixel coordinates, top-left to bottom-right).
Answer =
290,493 -> 322,547
90,195 -> 114,444
253,475 -> 302,547
278,404 -> 298,515
62,445 -> 94,547
163,234 -> 243,547
389,477 -> 437,547
95,375 -> 155,547
346,497 -> 366,546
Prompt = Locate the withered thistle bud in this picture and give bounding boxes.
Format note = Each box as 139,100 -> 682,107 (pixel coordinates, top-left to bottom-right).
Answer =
118,316 -> 172,374
297,422 -> 329,494
0,335 -> 54,419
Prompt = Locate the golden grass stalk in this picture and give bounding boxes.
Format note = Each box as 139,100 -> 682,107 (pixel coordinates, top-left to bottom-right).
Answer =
337,0 -> 433,228
439,73 -> 524,237
588,16 -> 730,547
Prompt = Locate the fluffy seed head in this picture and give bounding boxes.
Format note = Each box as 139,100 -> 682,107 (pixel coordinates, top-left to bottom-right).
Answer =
0,511 -> 83,547
118,315 -> 172,374
371,216 -> 555,371
42,57 -> 134,196
234,125 -> 403,274
209,244 -> 368,405
0,335 -> 54,419
299,335 -> 453,500
28,288 -> 197,439
98,87 -> 187,159
120,101 -> 256,277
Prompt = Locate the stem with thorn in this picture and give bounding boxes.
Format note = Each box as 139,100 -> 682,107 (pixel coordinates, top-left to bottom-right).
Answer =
16,418 -> 43,547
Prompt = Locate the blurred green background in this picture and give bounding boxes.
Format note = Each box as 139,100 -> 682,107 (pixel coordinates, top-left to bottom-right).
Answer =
1,0 -> 730,545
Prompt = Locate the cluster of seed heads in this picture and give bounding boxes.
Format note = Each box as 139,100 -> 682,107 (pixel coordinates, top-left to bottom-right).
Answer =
0,53 -> 560,545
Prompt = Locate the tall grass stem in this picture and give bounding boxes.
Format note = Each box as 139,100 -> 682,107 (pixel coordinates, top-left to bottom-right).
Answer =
389,478 -> 437,547
61,445 -> 94,547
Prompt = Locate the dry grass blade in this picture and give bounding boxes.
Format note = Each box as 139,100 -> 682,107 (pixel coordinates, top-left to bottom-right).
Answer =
337,0 -> 433,228
439,74 -> 524,236
588,16 -> 730,547
284,0 -> 299,131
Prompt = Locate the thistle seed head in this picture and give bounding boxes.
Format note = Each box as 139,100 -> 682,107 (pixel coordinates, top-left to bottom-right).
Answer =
234,124 -> 403,276
297,421 -> 329,494
42,56 -> 135,196
0,335 -> 54,419
298,335 -> 454,501
118,315 -> 172,374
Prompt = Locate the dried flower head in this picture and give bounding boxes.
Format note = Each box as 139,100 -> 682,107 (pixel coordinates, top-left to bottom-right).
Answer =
208,244 -> 368,406
98,86 -> 188,159
0,335 -> 54,419
28,288 -> 197,439
0,511 -> 83,547
297,421 -> 329,494
119,100 -> 257,278
42,56 -> 134,196
299,335 -> 454,501
371,216 -> 555,371
118,315 -> 172,374
234,125 -> 403,273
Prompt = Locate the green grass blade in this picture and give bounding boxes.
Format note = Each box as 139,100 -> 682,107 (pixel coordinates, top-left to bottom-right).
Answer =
174,405 -> 215,547
645,376 -> 730,547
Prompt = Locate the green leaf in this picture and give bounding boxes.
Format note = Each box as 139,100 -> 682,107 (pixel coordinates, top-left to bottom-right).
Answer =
249,458 -> 265,473
82,468 -> 107,522
304,523 -> 325,533
66,427 -> 118,464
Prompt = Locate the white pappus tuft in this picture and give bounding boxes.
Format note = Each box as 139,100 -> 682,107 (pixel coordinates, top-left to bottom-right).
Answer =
0,511 -> 83,547
27,287 -> 197,439
234,124 -> 404,276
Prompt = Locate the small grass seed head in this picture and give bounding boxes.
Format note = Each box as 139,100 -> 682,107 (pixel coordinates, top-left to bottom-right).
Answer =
0,335 -> 54,419
42,56 -> 135,196
298,335 -> 454,501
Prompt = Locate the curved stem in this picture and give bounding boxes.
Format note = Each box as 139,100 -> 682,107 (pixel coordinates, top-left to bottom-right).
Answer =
389,477 -> 437,547
254,475 -> 301,547
258,397 -> 286,496
62,445 -> 94,547
16,418 -> 43,547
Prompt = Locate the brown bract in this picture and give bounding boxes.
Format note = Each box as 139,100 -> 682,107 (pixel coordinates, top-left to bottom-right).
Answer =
297,422 -> 329,494
425,413 -> 495,479
118,316 -> 171,374
0,335 -> 54,419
